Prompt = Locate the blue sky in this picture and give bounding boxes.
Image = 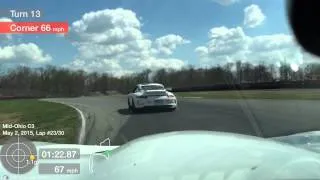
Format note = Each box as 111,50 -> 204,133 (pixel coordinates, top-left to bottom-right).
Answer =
0,0 -> 311,76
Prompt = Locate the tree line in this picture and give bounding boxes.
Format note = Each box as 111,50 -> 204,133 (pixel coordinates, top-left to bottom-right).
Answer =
0,61 -> 320,97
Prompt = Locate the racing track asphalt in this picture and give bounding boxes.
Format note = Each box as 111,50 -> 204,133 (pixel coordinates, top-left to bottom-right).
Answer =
44,96 -> 320,145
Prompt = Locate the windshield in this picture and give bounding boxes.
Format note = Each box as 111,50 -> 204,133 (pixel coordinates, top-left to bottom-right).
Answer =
1,0 -> 320,178
141,85 -> 164,91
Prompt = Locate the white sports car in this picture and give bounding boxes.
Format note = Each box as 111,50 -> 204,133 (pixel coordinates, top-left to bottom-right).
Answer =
128,83 -> 177,112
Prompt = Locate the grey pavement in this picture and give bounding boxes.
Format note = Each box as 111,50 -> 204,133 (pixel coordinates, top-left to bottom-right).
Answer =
43,96 -> 128,145
44,96 -> 320,145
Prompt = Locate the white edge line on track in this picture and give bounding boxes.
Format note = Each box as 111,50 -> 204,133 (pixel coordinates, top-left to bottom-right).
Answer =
67,104 -> 86,145
41,100 -> 86,144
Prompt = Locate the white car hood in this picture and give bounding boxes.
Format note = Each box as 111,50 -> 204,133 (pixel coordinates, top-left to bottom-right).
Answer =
1,131 -> 320,180
272,131 -> 320,153
97,131 -> 320,180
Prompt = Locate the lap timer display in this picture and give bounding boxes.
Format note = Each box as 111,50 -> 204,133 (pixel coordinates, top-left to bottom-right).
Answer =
39,148 -> 80,160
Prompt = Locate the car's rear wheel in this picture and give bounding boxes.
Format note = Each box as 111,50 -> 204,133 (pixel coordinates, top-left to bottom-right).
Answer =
128,99 -> 132,111
131,99 -> 138,113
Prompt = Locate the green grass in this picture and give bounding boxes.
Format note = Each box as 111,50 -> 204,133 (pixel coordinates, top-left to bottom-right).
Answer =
176,90 -> 320,100
0,100 -> 79,144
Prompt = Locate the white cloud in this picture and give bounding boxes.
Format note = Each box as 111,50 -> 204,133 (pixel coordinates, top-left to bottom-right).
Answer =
66,58 -> 125,75
67,8 -> 142,44
212,0 -> 239,6
208,26 -> 248,55
195,26 -> 313,67
139,57 -> 185,70
0,43 -> 52,63
154,34 -> 190,55
302,52 -> 320,64
195,46 -> 208,57
65,8 -> 187,76
0,17 -> 13,42
243,4 -> 266,28
66,57 -> 185,77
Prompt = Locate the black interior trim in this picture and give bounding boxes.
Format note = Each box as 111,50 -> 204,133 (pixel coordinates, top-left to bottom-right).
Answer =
288,0 -> 320,57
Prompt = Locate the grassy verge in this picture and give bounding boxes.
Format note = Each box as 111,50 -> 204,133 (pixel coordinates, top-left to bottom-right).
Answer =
176,89 -> 320,100
0,100 -> 79,144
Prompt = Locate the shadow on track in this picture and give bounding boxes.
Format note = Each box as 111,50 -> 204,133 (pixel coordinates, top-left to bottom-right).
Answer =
117,108 -> 131,115
117,108 -> 174,115
113,108 -> 180,145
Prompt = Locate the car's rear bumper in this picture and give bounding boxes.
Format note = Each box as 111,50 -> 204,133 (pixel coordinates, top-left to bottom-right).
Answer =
143,104 -> 177,109
135,98 -> 177,108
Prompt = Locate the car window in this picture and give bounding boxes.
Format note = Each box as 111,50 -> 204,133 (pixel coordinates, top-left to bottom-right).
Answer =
141,85 -> 164,90
134,87 -> 140,93
131,86 -> 137,93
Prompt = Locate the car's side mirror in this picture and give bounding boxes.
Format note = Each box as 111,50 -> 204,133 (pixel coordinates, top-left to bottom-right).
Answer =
165,87 -> 172,92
